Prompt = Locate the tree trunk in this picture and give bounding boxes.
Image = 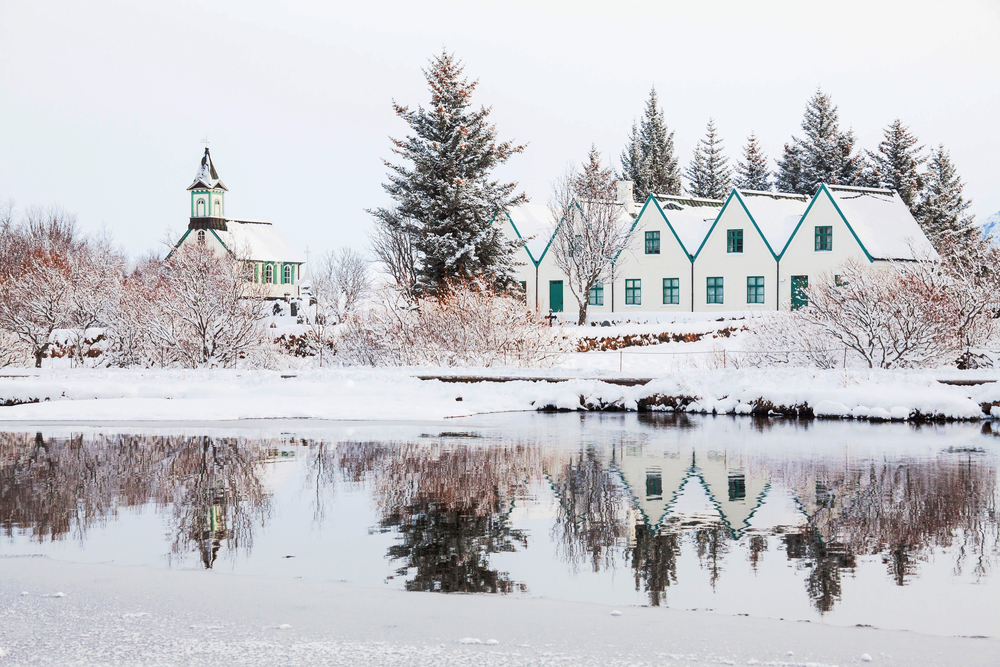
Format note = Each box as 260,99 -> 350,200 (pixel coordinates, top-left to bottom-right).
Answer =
34,349 -> 43,368
577,302 -> 588,326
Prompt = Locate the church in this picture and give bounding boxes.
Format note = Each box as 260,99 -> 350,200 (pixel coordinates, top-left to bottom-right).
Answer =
170,148 -> 306,299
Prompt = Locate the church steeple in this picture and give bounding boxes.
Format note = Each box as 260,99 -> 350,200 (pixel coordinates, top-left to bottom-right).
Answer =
187,148 -> 228,230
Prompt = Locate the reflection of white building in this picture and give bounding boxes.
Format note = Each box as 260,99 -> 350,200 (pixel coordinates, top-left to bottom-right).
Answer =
614,442 -> 770,538
170,148 -> 306,299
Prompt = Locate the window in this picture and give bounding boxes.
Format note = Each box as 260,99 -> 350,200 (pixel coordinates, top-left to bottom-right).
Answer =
196,198 -> 206,216
815,226 -> 833,251
707,277 -> 724,304
196,230 -> 206,245
834,274 -> 848,287
265,264 -> 274,284
569,234 -> 582,257
727,229 -> 743,253
646,469 -> 663,500
663,278 -> 679,305
214,199 -> 221,215
645,230 -> 660,254
747,276 -> 765,304
728,474 -> 747,501
588,282 -> 604,306
625,279 -> 641,305
283,265 -> 292,284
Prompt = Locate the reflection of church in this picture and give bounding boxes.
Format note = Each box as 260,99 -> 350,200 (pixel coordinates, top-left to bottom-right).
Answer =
170,148 -> 306,299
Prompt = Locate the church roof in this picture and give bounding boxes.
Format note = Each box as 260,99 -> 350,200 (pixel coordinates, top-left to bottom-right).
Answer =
214,219 -> 304,263
188,148 -> 228,191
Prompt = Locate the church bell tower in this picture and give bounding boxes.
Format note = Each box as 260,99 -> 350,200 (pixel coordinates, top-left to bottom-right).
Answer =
187,148 -> 229,230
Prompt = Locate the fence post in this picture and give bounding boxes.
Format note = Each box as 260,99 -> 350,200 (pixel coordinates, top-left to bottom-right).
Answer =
723,349 -> 727,368
619,349 -> 623,373
843,347 -> 847,369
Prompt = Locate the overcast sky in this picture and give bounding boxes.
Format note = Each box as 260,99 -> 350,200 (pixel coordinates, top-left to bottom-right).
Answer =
1,0 -> 998,260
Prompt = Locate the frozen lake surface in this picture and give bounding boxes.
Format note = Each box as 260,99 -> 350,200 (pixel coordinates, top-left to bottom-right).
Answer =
2,413 -> 998,638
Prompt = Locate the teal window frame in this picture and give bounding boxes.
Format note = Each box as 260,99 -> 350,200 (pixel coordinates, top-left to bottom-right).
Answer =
747,276 -> 765,304
663,278 -> 679,305
815,226 -> 833,251
625,279 -> 641,305
645,230 -> 660,255
707,277 -> 724,304
727,229 -> 743,253
588,282 -> 604,306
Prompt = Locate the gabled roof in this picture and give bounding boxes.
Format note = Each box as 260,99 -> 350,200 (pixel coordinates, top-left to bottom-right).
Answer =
187,148 -> 228,191
647,194 -> 725,259
735,190 -> 809,258
505,203 -> 560,266
215,220 -> 304,263
784,184 -> 938,262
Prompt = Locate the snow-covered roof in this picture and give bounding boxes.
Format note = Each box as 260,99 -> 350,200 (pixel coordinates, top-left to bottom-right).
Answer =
188,148 -> 228,191
736,190 -> 809,256
214,220 -> 304,263
506,203 -> 559,263
652,195 -> 725,257
824,185 -> 938,261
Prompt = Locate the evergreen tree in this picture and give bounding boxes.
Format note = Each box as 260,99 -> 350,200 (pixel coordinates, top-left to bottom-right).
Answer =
734,133 -> 771,191
915,145 -> 978,249
370,51 -> 526,295
685,119 -> 732,200
776,89 -> 864,194
865,119 -> 926,210
620,87 -> 681,200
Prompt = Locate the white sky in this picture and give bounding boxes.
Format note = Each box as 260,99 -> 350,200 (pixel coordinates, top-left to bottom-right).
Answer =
1,0 -> 998,259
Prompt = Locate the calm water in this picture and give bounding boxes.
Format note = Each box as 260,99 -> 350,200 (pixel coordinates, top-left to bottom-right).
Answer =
2,414 -> 999,637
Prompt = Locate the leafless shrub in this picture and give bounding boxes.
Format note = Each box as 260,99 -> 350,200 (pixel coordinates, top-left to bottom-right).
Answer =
744,313 -> 843,369
369,223 -> 417,294
340,279 -> 564,367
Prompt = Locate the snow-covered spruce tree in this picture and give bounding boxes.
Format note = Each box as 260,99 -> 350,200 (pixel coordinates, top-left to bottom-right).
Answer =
915,144 -> 979,251
620,87 -> 681,200
734,133 -> 771,191
370,51 -> 526,295
777,89 -> 864,195
685,119 -> 732,199
865,119 -> 925,210
549,146 -> 635,325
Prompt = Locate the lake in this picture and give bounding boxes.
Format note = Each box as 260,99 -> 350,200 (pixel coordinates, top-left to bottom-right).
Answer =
2,413 -> 998,637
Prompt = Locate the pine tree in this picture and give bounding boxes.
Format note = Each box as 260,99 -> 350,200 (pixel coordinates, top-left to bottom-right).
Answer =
865,119 -> 925,211
620,87 -> 681,201
777,89 -> 864,194
370,51 -> 526,294
915,145 -> 978,249
734,133 -> 771,191
685,119 -> 732,200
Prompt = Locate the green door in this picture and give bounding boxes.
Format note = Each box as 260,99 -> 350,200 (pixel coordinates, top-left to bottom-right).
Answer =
791,275 -> 808,311
549,280 -> 564,313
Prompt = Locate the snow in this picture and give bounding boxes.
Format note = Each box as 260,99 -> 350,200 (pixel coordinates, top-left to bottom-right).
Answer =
215,220 -> 305,264
3,556 -> 997,666
981,210 -> 1000,246
0,366 -> 992,423
654,195 -> 724,256
826,186 -> 938,261
504,203 -> 557,263
737,191 -> 809,256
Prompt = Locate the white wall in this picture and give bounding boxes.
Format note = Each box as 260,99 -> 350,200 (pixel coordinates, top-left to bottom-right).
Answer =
693,200 -> 778,312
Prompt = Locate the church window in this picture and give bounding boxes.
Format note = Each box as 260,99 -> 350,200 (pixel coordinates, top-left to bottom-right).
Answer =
214,199 -> 221,215
265,264 -> 274,284
196,199 -> 206,216
283,265 -> 292,284
197,230 -> 206,245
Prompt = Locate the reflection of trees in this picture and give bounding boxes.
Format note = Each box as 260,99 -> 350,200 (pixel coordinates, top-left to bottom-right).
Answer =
693,522 -> 731,589
630,524 -> 679,606
782,527 -> 856,613
338,441 -> 540,593
0,433 -> 272,568
547,448 -> 630,573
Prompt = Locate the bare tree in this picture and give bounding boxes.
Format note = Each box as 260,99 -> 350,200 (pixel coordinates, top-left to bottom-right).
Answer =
548,146 -> 634,325
369,223 -> 417,295
140,242 -> 270,368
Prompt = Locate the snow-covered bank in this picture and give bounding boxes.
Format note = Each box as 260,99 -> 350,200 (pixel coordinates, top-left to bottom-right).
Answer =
1,368 -> 1000,422
2,556 -> 996,667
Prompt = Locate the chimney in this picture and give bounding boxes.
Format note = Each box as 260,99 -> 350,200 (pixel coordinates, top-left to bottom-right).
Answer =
616,180 -> 636,215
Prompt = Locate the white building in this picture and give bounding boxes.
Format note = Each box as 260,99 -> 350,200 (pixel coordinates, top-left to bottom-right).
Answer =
503,182 -> 936,315
170,148 -> 305,299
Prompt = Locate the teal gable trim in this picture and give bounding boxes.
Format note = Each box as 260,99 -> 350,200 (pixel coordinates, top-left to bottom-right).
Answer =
777,184 -> 874,263
497,204 -> 570,268
165,228 -> 193,259
612,195 -> 693,265
208,228 -> 234,257
692,190 -> 780,262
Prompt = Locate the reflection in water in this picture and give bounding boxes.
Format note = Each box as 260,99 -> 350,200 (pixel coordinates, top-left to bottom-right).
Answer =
1,423 -> 998,617
0,433 -> 272,568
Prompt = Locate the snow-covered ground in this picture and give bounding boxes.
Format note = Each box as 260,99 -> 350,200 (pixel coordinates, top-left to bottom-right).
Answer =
0,365 -> 998,422
3,556 -> 997,667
